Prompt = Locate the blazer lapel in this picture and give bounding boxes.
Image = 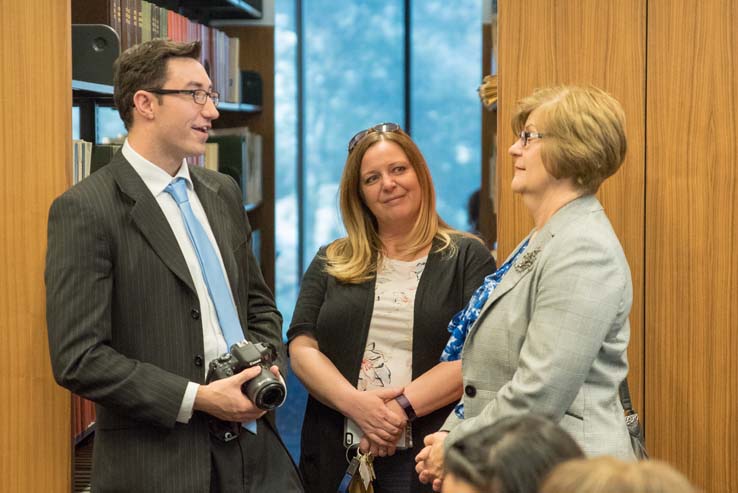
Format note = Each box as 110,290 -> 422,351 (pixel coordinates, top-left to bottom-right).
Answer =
484,229 -> 550,308
470,195 -> 602,329
110,155 -> 196,294
190,169 -> 241,295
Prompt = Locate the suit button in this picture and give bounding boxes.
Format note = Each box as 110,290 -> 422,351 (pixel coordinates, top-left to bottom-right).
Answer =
194,355 -> 204,367
465,385 -> 477,397
191,308 -> 200,320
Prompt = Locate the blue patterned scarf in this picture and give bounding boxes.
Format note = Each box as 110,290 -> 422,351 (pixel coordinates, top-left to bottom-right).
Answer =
440,238 -> 530,418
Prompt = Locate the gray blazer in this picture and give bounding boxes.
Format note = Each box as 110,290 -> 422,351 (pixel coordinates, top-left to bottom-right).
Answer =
443,195 -> 635,460
45,154 -> 301,492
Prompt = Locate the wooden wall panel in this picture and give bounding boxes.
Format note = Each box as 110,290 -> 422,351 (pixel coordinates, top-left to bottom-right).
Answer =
0,0 -> 72,491
646,1 -> 738,491
497,0 -> 647,418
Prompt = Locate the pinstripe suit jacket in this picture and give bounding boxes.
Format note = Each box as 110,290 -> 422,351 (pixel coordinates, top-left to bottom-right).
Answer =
442,195 -> 635,460
45,153 -> 292,491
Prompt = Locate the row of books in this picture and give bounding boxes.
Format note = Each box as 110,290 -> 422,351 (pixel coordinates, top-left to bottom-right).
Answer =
73,0 -> 242,103
73,395 -> 96,443
72,132 -> 261,208
209,127 -> 263,208
72,141 -> 121,184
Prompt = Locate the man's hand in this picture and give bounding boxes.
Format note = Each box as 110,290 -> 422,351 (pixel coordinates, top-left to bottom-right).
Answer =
345,387 -> 406,449
415,431 -> 448,491
194,365 -> 271,422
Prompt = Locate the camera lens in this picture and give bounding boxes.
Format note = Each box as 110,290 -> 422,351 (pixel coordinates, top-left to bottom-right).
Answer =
242,368 -> 287,410
255,382 -> 287,410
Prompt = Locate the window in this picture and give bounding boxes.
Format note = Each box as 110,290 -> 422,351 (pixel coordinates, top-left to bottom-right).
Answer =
95,106 -> 127,144
274,0 -> 482,462
301,1 -> 405,262
72,106 -> 80,140
411,1 -> 481,228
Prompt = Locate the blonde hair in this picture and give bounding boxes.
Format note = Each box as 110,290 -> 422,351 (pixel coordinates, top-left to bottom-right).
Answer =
540,456 -> 696,493
511,85 -> 627,194
325,128 -> 460,283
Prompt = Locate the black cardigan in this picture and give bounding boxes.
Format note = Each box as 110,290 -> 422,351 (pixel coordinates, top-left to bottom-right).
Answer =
287,235 -> 496,493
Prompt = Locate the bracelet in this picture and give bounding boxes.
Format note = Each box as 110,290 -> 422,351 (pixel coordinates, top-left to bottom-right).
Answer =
394,393 -> 417,422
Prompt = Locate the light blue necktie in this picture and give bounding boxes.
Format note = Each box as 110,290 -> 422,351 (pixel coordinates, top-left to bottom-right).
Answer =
165,177 -> 257,434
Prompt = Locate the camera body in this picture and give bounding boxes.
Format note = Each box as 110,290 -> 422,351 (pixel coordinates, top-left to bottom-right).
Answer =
207,340 -> 286,411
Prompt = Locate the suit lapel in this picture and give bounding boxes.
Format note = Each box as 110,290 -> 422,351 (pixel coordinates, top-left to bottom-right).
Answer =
190,168 -> 241,295
110,155 -> 196,294
470,194 -> 602,331
484,229 -> 549,308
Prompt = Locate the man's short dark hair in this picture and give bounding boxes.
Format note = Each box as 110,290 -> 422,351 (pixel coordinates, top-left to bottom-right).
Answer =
113,39 -> 201,130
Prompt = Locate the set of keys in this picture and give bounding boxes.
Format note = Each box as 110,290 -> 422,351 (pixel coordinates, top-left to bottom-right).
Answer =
355,450 -> 376,491
339,448 -> 376,493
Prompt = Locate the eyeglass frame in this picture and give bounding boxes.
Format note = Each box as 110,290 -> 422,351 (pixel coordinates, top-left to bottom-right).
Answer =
144,88 -> 220,107
347,122 -> 402,153
519,130 -> 545,147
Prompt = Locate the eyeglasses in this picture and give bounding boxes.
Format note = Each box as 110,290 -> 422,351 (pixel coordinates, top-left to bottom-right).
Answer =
519,130 -> 545,147
347,122 -> 402,153
145,88 -> 220,107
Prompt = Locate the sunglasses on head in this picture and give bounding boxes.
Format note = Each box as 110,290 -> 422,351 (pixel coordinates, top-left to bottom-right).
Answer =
347,122 -> 402,154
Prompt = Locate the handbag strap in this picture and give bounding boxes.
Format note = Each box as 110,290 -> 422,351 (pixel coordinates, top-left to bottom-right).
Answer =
618,378 -> 635,414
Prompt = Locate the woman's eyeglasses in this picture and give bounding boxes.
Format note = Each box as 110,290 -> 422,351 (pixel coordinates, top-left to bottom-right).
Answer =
519,130 -> 545,147
347,122 -> 402,153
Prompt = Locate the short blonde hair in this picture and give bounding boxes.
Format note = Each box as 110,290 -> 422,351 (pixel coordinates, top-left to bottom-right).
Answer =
540,456 -> 696,493
512,85 -> 627,194
325,127 -> 458,283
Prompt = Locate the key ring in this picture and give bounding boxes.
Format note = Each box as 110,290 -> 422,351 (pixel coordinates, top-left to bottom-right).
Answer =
345,443 -> 360,464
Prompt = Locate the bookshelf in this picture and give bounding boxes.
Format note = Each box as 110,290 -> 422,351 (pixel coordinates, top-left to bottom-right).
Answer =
71,0 -> 276,290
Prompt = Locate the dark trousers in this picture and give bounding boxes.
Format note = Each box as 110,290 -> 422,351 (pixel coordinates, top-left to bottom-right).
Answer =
371,448 -> 415,493
210,420 -> 304,493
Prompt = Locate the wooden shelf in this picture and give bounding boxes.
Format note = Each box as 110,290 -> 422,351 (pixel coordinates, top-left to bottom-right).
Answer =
218,102 -> 261,113
71,82 -> 261,113
157,0 -> 262,24
72,79 -> 114,95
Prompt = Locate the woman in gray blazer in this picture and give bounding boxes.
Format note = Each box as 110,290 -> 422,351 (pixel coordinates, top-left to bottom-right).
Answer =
416,85 -> 637,491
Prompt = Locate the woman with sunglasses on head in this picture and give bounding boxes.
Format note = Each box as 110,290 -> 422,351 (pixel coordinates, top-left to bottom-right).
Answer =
415,85 -> 637,492
287,124 -> 496,493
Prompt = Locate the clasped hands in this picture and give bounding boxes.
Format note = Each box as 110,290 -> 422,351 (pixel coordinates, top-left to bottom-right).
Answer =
415,431 -> 448,492
343,387 -> 447,490
347,387 -> 407,457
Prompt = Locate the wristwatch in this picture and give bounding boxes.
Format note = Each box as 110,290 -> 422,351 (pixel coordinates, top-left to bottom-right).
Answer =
394,393 -> 417,422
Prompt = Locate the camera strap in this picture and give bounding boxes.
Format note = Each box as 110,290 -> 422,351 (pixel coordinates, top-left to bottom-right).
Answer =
208,417 -> 242,442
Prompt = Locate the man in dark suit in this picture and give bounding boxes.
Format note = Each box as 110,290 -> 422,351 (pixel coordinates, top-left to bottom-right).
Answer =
45,39 -> 303,492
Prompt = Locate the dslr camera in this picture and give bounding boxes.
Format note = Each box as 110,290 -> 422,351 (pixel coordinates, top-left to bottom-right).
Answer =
207,340 -> 286,411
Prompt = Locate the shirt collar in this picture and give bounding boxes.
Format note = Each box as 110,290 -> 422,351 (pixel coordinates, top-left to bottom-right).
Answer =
122,140 -> 193,197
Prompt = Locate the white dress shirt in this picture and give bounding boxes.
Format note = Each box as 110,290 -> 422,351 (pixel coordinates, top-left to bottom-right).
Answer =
123,141 -> 231,423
